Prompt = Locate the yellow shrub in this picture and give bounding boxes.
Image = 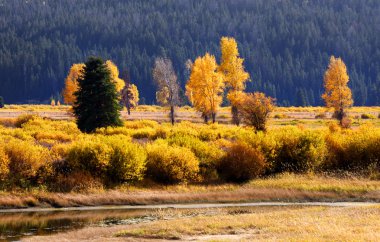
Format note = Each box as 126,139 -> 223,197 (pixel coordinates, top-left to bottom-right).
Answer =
324,127 -> 380,171
0,118 -> 16,128
167,134 -> 224,181
0,147 -> 10,181
95,126 -> 132,136
66,138 -> 112,178
4,139 -> 52,183
15,114 -> 39,128
124,120 -> 159,129
104,136 -> 147,183
217,142 -> 267,183
65,136 -> 146,183
146,140 -> 200,184
270,128 -> 326,173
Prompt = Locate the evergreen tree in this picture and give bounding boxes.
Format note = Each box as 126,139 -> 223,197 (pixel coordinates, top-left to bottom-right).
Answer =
0,96 -> 4,108
74,57 -> 123,133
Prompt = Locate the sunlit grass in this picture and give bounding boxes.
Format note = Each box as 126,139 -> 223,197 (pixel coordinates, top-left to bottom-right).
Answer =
117,206 -> 380,241
248,173 -> 380,193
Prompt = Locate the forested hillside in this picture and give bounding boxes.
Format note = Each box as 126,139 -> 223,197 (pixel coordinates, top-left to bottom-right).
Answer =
0,0 -> 379,106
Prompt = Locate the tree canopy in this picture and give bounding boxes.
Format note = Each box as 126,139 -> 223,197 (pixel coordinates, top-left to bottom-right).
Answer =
186,53 -> 225,123
74,57 -> 123,133
322,56 -> 353,122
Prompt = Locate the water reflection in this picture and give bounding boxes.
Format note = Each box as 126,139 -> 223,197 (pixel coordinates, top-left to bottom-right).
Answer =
0,209 -> 150,241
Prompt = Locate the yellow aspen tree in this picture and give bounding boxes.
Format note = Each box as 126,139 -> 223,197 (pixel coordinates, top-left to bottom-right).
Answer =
105,60 -> 125,92
186,53 -> 225,123
219,37 -> 250,126
322,56 -> 353,124
62,63 -> 85,105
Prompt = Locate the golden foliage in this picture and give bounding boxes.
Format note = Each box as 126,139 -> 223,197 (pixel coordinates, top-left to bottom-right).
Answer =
63,63 -> 85,105
146,140 -> 200,184
129,84 -> 139,107
4,139 -> 52,180
239,92 -> 275,131
63,61 -> 124,105
186,53 -> 225,121
0,147 -> 10,181
105,60 -> 125,92
218,142 -> 267,182
121,83 -> 140,109
322,56 -> 353,113
219,37 -> 249,106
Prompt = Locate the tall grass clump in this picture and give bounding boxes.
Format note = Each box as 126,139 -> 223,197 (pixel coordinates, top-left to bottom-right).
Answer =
146,140 -> 200,184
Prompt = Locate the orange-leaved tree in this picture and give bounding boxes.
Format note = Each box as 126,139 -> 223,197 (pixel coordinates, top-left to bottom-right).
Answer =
186,53 -> 225,123
322,56 -> 353,125
63,63 -> 85,105
219,37 -> 250,126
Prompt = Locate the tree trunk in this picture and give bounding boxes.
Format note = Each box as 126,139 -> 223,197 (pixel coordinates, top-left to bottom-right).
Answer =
231,105 -> 240,126
126,99 -> 131,115
203,113 -> 209,123
211,112 -> 216,123
170,105 -> 175,125
338,108 -> 345,126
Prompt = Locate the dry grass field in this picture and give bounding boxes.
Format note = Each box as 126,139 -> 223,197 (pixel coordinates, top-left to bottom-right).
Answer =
23,205 -> 380,241
0,105 -> 379,127
0,174 -> 379,209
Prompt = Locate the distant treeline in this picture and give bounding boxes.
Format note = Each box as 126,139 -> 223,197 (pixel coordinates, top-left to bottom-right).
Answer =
0,0 -> 379,105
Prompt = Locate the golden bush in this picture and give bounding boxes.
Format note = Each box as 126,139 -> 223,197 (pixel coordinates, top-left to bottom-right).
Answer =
146,140 -> 200,184
66,138 -> 113,178
14,114 -> 39,128
168,134 -> 224,181
324,127 -> 380,171
105,136 -> 147,183
4,139 -> 52,184
217,142 -> 267,183
0,147 -> 10,181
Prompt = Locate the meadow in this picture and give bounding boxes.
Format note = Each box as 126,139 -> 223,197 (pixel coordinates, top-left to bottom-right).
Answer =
0,107 -> 379,199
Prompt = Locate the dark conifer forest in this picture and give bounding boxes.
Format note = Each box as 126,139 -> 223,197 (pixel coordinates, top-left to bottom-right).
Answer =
0,0 -> 379,106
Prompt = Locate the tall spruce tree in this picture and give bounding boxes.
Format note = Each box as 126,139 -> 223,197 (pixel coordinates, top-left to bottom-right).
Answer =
74,57 -> 123,133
